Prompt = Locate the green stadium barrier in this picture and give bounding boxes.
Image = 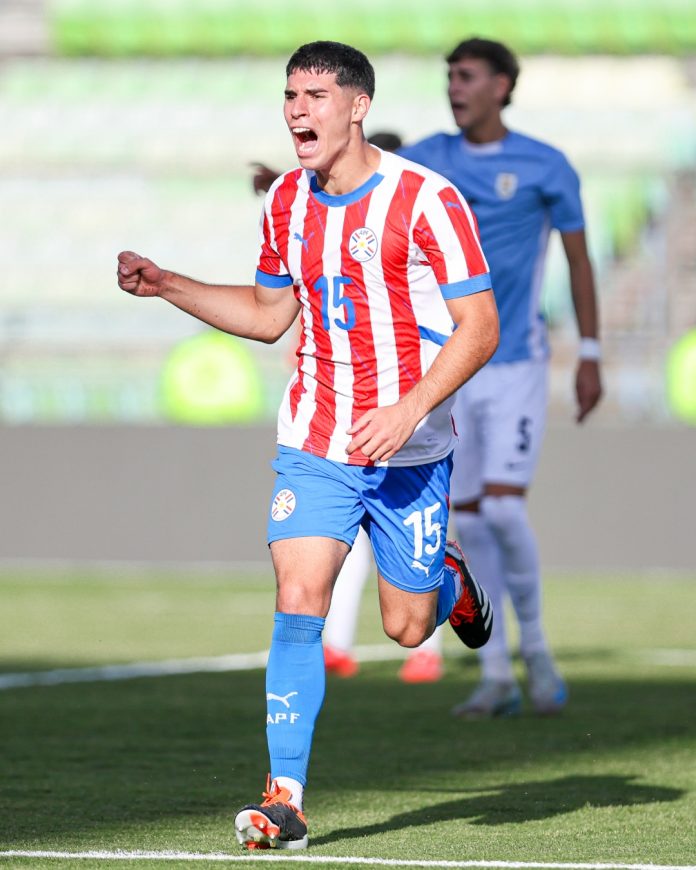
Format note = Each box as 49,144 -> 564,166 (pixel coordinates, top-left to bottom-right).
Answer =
49,0 -> 696,57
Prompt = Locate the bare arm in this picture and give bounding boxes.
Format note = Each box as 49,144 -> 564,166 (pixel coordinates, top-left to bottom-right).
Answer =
561,229 -> 603,422
117,251 -> 300,344
347,289 -> 499,462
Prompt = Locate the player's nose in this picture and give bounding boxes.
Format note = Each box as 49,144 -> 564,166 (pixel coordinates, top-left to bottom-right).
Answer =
291,96 -> 308,117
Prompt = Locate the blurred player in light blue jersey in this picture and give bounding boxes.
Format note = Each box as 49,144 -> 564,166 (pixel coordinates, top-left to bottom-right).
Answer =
398,37 -> 602,714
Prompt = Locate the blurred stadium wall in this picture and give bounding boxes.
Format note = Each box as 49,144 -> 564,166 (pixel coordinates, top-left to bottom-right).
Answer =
1,1 -> 694,568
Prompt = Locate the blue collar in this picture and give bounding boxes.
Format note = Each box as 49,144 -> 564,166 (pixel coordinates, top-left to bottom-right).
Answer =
309,171 -> 384,206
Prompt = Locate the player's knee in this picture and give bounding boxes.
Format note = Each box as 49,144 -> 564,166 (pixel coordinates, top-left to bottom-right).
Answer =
276,582 -> 330,617
382,613 -> 431,648
480,494 -> 530,546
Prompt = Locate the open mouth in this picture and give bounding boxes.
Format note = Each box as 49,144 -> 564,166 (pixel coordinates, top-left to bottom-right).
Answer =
292,127 -> 319,157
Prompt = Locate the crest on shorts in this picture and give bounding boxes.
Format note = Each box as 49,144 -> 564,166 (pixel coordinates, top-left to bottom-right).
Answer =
495,172 -> 518,199
349,227 -> 378,262
271,488 -> 296,521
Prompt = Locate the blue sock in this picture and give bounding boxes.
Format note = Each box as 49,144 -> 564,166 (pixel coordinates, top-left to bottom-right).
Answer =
266,612 -> 325,786
435,562 -> 459,626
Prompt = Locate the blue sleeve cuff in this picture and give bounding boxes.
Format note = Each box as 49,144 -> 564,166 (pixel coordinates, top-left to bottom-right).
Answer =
256,269 -> 293,289
553,221 -> 585,233
440,272 -> 492,299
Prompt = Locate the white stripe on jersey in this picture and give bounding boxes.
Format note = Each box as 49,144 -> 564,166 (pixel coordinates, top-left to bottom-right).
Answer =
413,181 -> 470,283
362,169 -> 401,408
280,187 -> 316,449
286,183 -> 310,279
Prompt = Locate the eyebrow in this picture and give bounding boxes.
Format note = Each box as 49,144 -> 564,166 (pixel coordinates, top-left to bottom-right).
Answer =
284,85 -> 330,97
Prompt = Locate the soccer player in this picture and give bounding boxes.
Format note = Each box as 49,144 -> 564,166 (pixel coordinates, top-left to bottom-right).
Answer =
250,40 -> 602,697
117,41 -> 498,849
254,133 -> 448,685
399,37 -> 602,717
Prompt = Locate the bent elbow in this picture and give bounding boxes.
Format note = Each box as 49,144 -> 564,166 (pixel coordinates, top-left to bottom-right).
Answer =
259,330 -> 283,345
248,319 -> 287,344
483,318 -> 500,362
261,320 -> 291,344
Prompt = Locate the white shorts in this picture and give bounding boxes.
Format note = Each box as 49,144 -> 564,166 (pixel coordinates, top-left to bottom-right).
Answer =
450,359 -> 548,505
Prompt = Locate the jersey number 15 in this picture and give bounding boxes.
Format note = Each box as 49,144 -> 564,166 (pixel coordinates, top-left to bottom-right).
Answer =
313,276 -> 356,331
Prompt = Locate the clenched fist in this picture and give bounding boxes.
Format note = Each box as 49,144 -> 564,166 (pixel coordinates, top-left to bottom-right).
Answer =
117,251 -> 166,297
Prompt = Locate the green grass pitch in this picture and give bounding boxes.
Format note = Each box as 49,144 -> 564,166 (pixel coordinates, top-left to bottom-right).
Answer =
0,568 -> 695,869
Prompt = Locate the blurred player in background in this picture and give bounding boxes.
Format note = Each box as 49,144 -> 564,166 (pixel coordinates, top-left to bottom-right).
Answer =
118,40 -> 498,849
398,37 -> 602,716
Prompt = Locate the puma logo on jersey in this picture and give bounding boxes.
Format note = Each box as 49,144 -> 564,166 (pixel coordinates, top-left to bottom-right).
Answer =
266,691 -> 298,708
293,232 -> 314,250
411,560 -> 430,576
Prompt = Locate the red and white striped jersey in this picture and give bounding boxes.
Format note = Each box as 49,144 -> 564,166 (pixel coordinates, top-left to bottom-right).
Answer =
256,149 -> 491,466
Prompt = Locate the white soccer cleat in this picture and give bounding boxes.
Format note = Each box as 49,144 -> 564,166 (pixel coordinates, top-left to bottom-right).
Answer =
524,650 -> 568,715
451,678 -> 522,719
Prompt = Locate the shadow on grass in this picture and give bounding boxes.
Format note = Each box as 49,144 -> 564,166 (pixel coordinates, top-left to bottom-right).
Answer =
312,775 -> 685,845
0,664 -> 693,846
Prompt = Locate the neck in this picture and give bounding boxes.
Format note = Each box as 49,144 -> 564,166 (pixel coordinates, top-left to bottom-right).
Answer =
462,116 -> 507,145
314,140 -> 380,196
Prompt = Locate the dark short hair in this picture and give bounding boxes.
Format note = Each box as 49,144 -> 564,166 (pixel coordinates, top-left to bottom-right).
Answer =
286,41 -> 375,100
446,37 -> 520,107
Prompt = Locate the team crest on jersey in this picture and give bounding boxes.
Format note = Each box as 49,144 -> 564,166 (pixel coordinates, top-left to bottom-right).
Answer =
349,227 -> 378,262
495,172 -> 518,199
271,488 -> 296,521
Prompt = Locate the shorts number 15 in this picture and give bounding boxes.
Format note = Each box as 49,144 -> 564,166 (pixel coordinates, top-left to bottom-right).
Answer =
403,502 -> 442,559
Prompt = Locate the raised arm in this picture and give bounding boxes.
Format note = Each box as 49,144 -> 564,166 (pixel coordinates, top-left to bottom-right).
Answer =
347,289 -> 499,462
117,251 -> 300,344
560,229 -> 602,422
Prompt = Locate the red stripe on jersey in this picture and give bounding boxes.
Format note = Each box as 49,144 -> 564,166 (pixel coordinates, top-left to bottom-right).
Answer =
298,196 -> 337,457
438,186 -> 488,278
340,191 -> 377,465
257,210 -> 277,276
413,212 -> 447,283
269,170 -> 303,270
381,170 -> 424,398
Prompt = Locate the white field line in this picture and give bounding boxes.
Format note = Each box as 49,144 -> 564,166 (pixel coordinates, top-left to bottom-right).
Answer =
0,644 -> 408,691
637,649 -> 696,667
2,645 -> 696,691
0,853 -> 694,870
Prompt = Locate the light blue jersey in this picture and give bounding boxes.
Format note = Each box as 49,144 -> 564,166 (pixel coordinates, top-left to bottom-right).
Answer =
399,131 -> 584,363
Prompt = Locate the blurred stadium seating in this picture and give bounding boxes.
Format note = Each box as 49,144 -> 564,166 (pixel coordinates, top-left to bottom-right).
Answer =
1,2 -> 695,425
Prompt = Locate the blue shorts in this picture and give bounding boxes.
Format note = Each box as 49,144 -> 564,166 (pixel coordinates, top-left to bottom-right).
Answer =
267,446 -> 453,593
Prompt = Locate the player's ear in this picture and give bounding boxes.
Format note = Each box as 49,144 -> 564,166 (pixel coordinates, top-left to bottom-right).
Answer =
493,73 -> 512,106
352,92 -> 371,123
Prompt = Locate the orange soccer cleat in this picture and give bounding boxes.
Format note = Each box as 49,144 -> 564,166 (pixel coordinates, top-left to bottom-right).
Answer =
234,775 -> 308,850
323,643 -> 359,678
